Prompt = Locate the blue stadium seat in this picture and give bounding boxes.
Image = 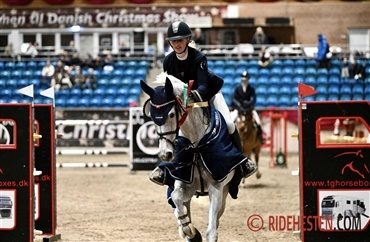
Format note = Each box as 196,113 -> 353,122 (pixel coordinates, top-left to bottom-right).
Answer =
11,69 -> 22,79
7,78 -> 17,88
78,97 -> 90,107
316,84 -> 327,95
109,78 -> 120,86
266,95 -> 279,107
101,97 -> 114,107
15,62 -> 27,70
70,88 -> 82,98
89,97 -> 101,108
281,76 -> 293,86
279,86 -> 291,95
316,75 -> 328,85
66,97 -> 78,107
282,67 -> 294,76
225,60 -> 237,68
365,94 -> 370,101
247,67 -> 259,77
327,94 -> 339,101
295,59 -> 306,68
282,59 -> 294,67
304,76 -> 316,85
22,70 -> 33,78
224,68 -> 235,77
115,61 -> 127,69
257,76 -> 269,85
4,62 -> 15,70
105,87 -> 117,97
255,85 -> 267,95
138,60 -> 150,69
340,85 -> 351,95
278,95 -> 291,107
0,97 -> 9,104
303,95 -> 315,102
330,59 -> 341,68
81,88 -> 93,97
93,87 -> 105,98
329,68 -> 341,77
294,67 -> 305,76
113,97 -> 126,107
269,76 -> 280,85
305,67 -> 317,76
1,88 -> 13,98
221,85 -> 234,96
267,85 -> 279,95
328,76 -> 340,85
213,60 -> 225,69
0,70 -> 10,79
289,96 -> 299,107
315,94 -> 327,101
352,84 -> 364,95
0,78 -> 6,88
317,68 -> 328,76
340,94 -> 351,100
237,60 -> 248,69
259,68 -> 270,77
255,96 -> 267,108
270,67 -> 282,76
27,61 -> 38,69
271,59 -> 283,68
97,78 -> 109,87
18,78 -> 29,87
352,94 -> 364,100
55,97 -> 66,108
248,59 -> 259,68
37,61 -> 46,68
328,85 -> 340,95
364,85 -> 370,95
306,59 -> 317,68
129,86 -> 141,96
29,78 -> 40,87
55,89 -> 70,99
112,69 -> 124,77
0,62 -> 4,70
127,60 -> 139,68
223,76 -> 234,86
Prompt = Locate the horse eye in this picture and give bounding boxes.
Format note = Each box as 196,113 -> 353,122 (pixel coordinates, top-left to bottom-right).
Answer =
169,113 -> 175,118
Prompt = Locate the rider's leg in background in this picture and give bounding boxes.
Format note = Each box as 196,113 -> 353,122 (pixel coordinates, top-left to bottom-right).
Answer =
252,109 -> 265,144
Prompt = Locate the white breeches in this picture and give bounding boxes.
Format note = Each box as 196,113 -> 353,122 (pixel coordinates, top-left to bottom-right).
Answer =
252,109 -> 261,125
211,92 -> 235,134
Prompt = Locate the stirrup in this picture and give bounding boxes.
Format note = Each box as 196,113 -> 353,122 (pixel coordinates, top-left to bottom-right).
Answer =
242,159 -> 257,179
149,167 -> 165,186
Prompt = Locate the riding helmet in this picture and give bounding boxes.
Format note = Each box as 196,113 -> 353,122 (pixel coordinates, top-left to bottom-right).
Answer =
241,71 -> 250,79
166,21 -> 192,41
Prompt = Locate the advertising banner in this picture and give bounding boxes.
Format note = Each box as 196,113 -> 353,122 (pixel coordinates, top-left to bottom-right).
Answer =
0,104 -> 33,242
129,107 -> 160,171
299,101 -> 370,242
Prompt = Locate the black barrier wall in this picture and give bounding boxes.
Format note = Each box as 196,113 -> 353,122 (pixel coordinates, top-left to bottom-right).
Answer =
34,104 -> 57,235
299,101 -> 370,242
0,104 -> 34,242
130,107 -> 160,171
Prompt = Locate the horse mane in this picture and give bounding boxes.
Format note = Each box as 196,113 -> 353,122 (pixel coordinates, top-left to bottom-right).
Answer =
153,72 -> 185,97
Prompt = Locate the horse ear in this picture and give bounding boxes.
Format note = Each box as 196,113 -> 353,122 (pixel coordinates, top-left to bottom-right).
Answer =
140,80 -> 154,97
165,77 -> 174,99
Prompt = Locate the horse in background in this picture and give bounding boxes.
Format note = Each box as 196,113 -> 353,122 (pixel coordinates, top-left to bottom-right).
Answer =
236,103 -> 262,179
140,72 -> 253,242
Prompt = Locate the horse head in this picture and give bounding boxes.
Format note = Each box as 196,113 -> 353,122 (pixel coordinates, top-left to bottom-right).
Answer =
140,73 -> 189,162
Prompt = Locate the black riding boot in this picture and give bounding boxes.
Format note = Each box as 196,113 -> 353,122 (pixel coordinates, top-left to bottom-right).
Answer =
230,128 -> 243,152
257,124 -> 265,144
230,129 -> 257,178
149,167 -> 166,186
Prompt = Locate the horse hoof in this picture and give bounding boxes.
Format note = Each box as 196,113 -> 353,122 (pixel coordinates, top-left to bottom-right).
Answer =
185,228 -> 202,242
256,172 -> 262,179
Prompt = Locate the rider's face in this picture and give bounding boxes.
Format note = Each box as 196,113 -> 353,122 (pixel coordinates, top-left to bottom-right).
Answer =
169,38 -> 189,55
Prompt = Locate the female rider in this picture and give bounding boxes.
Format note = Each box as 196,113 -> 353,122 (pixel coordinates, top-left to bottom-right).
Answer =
150,21 -> 256,185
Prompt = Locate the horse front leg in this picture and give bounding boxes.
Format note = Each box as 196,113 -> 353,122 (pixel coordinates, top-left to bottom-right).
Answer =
171,180 -> 198,240
206,182 -> 229,242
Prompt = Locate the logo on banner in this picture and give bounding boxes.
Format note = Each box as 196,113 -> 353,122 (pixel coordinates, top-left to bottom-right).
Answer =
136,121 -> 159,155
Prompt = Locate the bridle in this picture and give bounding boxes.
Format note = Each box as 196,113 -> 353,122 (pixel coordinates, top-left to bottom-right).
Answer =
147,80 -> 209,149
